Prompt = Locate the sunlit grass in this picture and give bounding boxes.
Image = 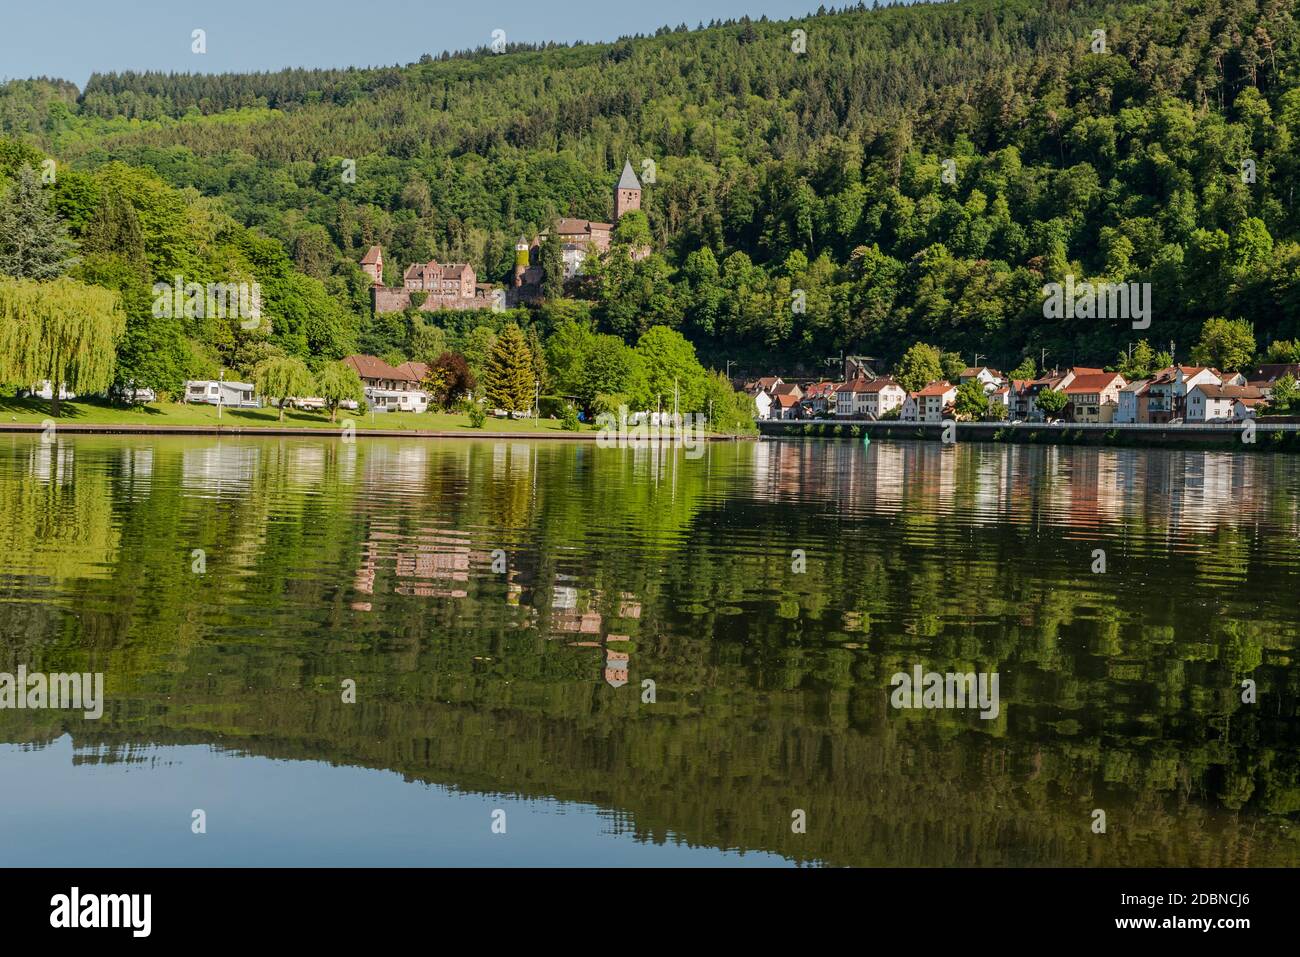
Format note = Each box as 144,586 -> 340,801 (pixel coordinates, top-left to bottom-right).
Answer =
0,396 -> 591,433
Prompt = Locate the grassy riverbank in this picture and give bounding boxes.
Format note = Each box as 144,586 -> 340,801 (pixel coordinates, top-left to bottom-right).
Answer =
0,396 -> 604,433
0,396 -> 754,437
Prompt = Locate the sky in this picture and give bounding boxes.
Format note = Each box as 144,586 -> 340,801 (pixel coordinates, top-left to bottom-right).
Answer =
0,0 -> 849,88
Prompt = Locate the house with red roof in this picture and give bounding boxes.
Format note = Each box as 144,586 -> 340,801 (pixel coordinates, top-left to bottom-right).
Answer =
834,377 -> 905,418
901,381 -> 958,423
1062,371 -> 1126,422
800,381 -> 838,417
772,392 -> 802,420
344,354 -> 430,413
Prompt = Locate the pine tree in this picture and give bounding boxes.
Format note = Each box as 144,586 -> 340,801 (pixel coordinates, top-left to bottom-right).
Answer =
484,323 -> 535,413
0,166 -> 78,280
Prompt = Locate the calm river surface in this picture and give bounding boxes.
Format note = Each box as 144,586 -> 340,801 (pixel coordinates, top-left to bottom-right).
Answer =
1,434 -> 1297,866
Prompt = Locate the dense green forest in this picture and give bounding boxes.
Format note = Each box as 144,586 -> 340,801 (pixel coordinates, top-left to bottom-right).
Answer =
2,0 -> 1300,382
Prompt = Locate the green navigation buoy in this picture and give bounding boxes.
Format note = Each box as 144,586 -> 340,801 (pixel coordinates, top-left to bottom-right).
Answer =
863,432 -> 870,447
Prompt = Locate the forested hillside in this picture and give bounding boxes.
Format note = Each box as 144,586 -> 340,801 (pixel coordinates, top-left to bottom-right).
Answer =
3,0 -> 1299,377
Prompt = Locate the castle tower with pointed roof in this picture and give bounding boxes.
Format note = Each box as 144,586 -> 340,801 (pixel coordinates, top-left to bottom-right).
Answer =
614,159 -> 642,220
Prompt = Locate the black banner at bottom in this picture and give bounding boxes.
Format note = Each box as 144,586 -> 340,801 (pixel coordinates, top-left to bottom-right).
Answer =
0,867 -> 1289,942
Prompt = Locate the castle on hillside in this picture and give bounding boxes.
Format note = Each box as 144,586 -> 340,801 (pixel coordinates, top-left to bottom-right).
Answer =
361,247 -> 497,314
513,160 -> 644,298
360,161 -> 644,314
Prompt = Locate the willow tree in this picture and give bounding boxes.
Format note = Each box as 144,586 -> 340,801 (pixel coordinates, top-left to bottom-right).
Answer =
316,361 -> 363,422
253,355 -> 315,420
0,277 -> 125,416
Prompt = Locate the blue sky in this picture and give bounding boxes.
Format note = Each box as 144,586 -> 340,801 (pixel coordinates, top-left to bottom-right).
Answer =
0,0 -> 851,88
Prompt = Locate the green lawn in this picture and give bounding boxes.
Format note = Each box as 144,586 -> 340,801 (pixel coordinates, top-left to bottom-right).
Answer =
0,396 -> 591,433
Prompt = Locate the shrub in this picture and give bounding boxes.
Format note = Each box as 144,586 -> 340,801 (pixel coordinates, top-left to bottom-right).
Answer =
539,395 -> 567,419
560,403 -> 580,431
465,401 -> 486,428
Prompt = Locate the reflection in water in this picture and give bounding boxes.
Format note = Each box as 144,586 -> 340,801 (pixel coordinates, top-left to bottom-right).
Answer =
0,434 -> 1297,866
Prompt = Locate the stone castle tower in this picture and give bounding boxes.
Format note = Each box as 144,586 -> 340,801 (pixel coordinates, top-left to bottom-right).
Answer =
614,160 -> 642,220
360,245 -> 383,285
513,235 -> 531,288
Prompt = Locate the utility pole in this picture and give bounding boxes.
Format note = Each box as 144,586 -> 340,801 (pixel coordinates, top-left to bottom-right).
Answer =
1040,349 -> 1050,375
218,367 -> 224,420
974,353 -> 985,369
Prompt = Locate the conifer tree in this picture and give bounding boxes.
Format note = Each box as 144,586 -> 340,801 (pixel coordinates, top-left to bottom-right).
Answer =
540,230 -> 565,300
0,166 -> 78,280
484,323 -> 535,413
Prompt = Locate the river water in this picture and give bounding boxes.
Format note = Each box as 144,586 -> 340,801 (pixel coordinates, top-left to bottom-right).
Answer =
0,434 -> 1296,866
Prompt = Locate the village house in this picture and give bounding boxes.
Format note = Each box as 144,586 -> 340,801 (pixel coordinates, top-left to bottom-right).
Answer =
745,376 -> 782,420
1024,368 -> 1083,420
1007,379 -> 1034,420
1236,394 -> 1267,419
959,367 -> 1004,393
902,381 -> 958,423
899,394 -> 916,421
834,378 -> 870,418
1062,371 -> 1126,423
344,354 -> 430,413
771,382 -> 804,403
772,393 -> 802,419
1145,365 -> 1222,422
800,381 -> 837,417
860,377 -> 906,418
1115,378 -> 1150,424
1247,362 -> 1300,398
1185,383 -> 1265,422
1144,367 -> 1178,422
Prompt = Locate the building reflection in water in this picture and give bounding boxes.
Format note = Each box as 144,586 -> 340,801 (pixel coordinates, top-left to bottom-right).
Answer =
753,440 -> 1283,537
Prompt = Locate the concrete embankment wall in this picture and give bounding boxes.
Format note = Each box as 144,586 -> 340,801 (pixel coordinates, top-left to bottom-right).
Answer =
758,418 -> 1300,451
